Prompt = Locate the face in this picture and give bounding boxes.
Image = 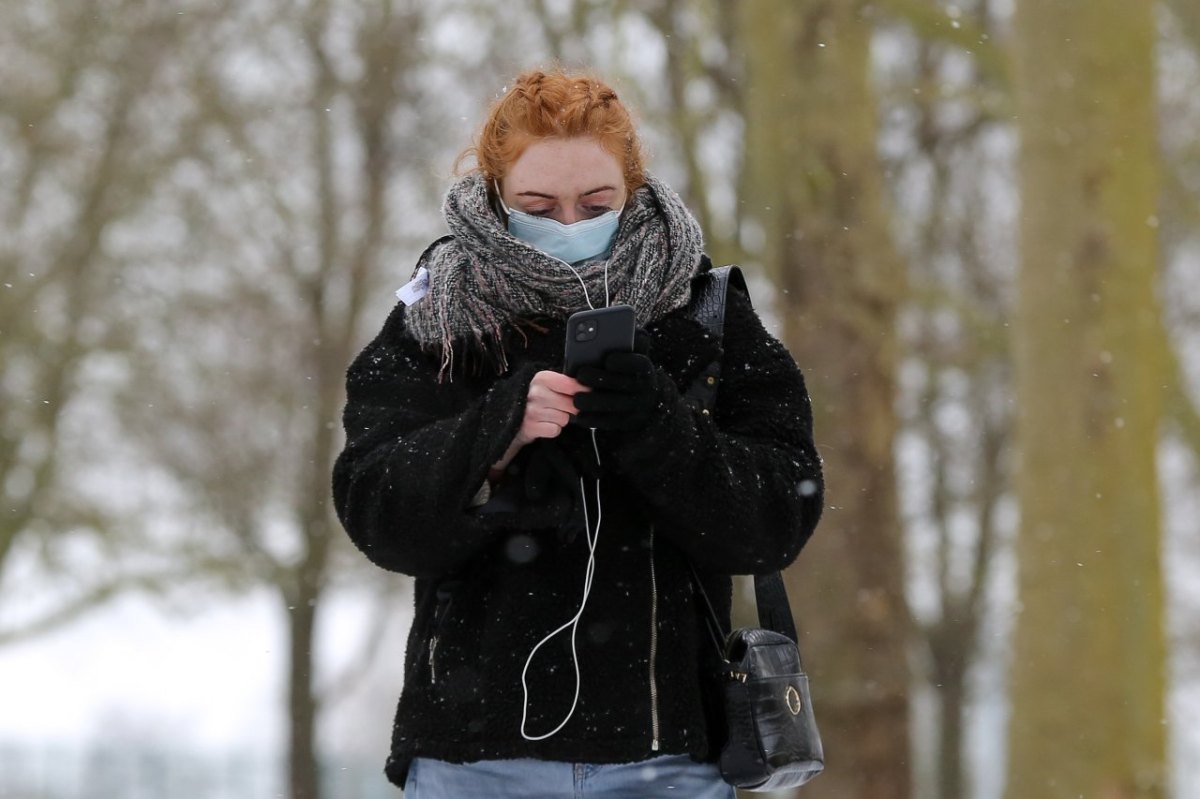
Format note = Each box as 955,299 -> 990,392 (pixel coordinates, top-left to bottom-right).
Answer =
499,137 -> 627,225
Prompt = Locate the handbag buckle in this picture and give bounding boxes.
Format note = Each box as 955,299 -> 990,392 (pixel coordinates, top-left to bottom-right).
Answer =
786,685 -> 803,715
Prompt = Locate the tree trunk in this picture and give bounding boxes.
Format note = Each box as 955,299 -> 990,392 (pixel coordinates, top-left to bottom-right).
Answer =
1005,1 -> 1167,796
285,581 -> 322,799
739,2 -> 911,797
931,638 -> 966,799
285,455 -> 335,799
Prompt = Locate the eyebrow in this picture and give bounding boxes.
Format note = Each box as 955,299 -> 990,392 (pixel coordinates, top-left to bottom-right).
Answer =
516,185 -> 618,200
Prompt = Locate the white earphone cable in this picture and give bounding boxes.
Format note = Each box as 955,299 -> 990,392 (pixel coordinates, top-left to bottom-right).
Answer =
500,176 -> 618,738
519,429 -> 603,741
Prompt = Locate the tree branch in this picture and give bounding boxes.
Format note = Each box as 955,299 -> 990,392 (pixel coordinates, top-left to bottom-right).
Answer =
1165,333 -> 1200,457
0,564 -> 231,646
317,584 -> 402,706
1165,0 -> 1200,56
876,0 -> 1008,88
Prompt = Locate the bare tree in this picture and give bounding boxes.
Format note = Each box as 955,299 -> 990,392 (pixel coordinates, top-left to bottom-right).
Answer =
1006,1 -> 1168,796
738,2 -> 912,796
875,2 -> 1016,796
0,0 -> 228,643
108,2 -> 439,796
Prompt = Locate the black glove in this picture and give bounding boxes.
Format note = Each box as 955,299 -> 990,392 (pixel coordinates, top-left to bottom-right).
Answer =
572,334 -> 662,431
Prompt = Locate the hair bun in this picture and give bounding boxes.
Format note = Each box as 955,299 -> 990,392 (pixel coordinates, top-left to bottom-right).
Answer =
461,68 -> 647,192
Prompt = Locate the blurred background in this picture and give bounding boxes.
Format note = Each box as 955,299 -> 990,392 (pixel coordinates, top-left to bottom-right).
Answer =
1,1 -> 1197,798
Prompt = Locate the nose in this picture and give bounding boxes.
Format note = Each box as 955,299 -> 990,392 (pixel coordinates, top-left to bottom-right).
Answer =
555,208 -> 580,225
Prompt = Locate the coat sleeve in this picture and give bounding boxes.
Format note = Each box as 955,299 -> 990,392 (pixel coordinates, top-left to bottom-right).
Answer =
331,305 -> 537,578
607,289 -> 824,574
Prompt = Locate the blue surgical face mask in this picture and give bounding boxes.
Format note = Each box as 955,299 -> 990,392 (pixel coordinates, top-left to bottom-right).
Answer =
495,181 -> 622,264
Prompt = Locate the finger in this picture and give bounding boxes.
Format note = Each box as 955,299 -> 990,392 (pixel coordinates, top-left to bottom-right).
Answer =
531,370 -> 589,396
540,394 -> 583,416
523,420 -> 565,440
529,407 -> 573,427
528,384 -> 585,415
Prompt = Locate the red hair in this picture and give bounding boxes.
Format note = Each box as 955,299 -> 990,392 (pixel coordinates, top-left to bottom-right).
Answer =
461,68 -> 646,192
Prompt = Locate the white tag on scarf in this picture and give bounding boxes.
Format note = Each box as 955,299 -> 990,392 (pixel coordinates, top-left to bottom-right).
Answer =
395,267 -> 430,305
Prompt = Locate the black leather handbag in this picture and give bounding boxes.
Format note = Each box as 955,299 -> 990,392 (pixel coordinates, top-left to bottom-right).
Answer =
687,265 -> 825,791
692,569 -> 825,790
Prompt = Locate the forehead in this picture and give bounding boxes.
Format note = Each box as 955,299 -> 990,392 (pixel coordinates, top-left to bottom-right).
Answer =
506,137 -> 623,194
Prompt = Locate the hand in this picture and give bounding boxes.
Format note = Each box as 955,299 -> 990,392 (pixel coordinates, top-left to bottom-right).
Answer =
520,370 -> 586,443
572,345 -> 661,432
494,371 -> 586,473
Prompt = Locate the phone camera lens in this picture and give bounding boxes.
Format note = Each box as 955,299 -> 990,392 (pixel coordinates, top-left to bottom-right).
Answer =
575,321 -> 598,342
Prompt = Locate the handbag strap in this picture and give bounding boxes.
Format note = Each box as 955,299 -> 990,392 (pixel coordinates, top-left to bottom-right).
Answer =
686,262 -> 802,650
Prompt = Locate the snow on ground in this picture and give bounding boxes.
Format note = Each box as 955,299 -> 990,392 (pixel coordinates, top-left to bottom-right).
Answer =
0,590 -> 285,754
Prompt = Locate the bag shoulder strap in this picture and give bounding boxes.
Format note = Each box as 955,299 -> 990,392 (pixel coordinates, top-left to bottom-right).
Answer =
686,261 -> 801,647
684,263 -> 747,412
690,263 -> 749,340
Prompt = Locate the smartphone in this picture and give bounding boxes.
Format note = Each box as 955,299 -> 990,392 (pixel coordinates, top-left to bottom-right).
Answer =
564,305 -> 635,377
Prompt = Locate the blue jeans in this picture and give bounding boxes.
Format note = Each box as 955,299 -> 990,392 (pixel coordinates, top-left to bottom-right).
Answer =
405,754 -> 734,798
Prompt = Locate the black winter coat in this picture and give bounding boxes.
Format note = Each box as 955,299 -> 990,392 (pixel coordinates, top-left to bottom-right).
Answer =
331,261 -> 823,788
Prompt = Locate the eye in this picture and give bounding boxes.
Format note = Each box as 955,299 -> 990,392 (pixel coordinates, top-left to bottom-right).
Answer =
584,205 -> 614,217
526,207 -> 554,217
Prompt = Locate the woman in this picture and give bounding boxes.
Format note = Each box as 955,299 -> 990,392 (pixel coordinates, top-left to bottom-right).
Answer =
332,68 -> 823,798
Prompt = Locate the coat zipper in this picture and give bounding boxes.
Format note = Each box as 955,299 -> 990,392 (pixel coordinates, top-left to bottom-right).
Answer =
648,527 -> 661,751
429,583 -> 457,687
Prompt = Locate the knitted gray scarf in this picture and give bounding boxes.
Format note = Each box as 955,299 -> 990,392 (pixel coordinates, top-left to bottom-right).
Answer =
406,171 -> 705,376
